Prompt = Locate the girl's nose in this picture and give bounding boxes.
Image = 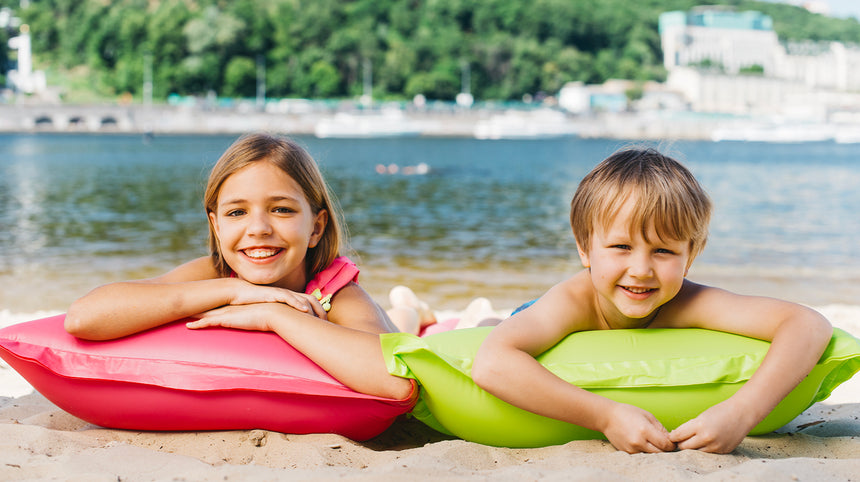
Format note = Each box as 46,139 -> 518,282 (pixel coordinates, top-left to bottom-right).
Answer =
247,211 -> 273,236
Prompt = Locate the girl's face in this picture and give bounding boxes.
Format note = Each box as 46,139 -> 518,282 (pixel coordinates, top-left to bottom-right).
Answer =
209,161 -> 327,291
577,196 -> 691,329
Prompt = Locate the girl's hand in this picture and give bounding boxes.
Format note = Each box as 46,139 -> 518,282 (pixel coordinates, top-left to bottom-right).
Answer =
186,303 -> 286,332
602,402 -> 676,454
231,282 -> 328,320
669,399 -> 751,453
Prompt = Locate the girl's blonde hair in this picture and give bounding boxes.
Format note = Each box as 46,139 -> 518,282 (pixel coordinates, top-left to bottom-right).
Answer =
570,147 -> 712,262
204,133 -> 343,279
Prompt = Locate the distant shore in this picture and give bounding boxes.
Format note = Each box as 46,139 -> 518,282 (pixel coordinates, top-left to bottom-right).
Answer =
0,102 -> 740,141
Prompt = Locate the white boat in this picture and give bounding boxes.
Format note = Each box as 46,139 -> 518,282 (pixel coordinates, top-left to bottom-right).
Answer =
834,126 -> 860,144
314,111 -> 422,138
474,109 -> 578,140
711,123 -> 835,143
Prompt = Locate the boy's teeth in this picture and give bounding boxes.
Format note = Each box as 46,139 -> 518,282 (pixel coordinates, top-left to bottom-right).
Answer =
245,248 -> 278,258
625,287 -> 652,293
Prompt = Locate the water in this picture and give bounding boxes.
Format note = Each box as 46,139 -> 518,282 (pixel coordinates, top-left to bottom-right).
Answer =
1,133 -> 858,312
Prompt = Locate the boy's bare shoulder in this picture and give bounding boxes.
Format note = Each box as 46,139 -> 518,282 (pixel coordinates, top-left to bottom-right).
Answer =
538,270 -> 602,330
654,280 -> 738,328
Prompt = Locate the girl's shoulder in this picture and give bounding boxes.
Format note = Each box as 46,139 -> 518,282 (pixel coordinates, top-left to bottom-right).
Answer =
305,256 -> 359,297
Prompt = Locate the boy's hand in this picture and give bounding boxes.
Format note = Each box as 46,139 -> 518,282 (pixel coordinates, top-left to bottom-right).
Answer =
603,402 -> 676,454
669,399 -> 751,453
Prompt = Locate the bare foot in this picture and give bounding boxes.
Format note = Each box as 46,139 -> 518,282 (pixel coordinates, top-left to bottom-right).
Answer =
456,297 -> 501,329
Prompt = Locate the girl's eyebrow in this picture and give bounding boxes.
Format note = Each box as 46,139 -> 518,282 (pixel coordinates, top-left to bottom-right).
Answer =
218,195 -> 302,207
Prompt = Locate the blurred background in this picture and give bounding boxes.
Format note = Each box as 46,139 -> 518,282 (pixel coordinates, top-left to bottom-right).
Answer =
1,0 -> 859,314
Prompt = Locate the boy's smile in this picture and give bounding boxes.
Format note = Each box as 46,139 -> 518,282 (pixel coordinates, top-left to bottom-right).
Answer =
578,196 -> 691,329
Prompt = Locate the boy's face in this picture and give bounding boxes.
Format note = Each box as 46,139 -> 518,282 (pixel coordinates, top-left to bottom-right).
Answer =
577,197 -> 691,328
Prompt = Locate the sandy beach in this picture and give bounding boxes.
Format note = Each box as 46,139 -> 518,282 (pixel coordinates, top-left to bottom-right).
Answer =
0,305 -> 858,481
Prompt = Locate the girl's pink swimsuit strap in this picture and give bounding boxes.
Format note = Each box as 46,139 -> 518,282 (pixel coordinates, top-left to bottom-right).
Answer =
304,256 -> 360,298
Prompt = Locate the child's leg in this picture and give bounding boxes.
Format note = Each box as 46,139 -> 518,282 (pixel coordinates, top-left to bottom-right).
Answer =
387,286 -> 437,335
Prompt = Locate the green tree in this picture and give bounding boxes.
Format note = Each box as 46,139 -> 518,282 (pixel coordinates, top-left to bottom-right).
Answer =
308,60 -> 341,97
223,56 -> 256,97
11,0 -> 860,102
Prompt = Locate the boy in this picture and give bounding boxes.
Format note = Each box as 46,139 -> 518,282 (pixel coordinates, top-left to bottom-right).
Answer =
471,147 -> 832,454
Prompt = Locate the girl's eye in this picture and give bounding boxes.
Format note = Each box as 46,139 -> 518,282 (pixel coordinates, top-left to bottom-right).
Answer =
273,206 -> 295,214
225,209 -> 245,217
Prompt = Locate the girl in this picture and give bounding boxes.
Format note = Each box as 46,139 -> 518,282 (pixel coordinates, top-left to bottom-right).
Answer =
65,133 -> 414,400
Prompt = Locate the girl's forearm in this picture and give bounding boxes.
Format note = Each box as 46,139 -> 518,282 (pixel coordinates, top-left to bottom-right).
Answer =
65,278 -> 241,340
267,306 -> 414,400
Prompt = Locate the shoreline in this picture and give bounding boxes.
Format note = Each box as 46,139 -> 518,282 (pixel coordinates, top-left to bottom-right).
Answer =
0,103 -> 803,142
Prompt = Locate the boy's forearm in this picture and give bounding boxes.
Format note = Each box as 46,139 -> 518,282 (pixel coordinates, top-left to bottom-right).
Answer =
727,312 -> 832,429
473,346 -> 613,433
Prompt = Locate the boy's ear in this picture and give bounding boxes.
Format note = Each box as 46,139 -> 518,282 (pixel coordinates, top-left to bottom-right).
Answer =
576,241 -> 590,268
308,209 -> 328,248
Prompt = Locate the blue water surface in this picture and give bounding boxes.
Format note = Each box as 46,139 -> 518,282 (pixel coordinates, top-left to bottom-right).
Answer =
1,133 -> 857,310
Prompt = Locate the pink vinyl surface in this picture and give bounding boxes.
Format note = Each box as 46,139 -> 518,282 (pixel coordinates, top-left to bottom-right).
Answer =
0,314 -> 416,440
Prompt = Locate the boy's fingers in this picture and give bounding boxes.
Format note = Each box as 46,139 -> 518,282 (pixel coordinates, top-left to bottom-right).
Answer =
649,427 -> 677,452
668,421 -> 695,443
675,436 -> 706,451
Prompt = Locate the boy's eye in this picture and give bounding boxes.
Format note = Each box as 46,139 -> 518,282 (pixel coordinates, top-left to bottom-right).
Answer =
611,244 -> 631,250
655,248 -> 676,254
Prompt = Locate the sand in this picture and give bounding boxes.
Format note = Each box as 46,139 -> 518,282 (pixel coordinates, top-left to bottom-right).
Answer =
1,305 -> 858,481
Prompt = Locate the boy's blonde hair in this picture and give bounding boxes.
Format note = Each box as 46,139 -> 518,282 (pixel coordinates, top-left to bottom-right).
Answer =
204,133 -> 344,279
570,147 -> 712,262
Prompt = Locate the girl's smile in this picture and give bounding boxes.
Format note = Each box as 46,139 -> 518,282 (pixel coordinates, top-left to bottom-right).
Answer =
241,246 -> 284,261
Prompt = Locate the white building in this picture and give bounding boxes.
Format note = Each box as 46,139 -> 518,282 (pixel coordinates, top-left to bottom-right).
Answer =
660,7 -> 780,75
7,24 -> 47,95
659,7 -> 860,116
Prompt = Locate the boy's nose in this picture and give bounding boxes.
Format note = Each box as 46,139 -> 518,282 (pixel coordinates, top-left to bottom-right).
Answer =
628,253 -> 654,278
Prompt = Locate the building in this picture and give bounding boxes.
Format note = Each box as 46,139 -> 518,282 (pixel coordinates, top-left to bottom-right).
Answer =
5,8 -> 48,96
659,7 -> 779,75
659,6 -> 860,116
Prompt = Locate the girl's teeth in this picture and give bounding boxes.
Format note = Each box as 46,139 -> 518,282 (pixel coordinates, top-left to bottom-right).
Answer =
245,248 -> 278,258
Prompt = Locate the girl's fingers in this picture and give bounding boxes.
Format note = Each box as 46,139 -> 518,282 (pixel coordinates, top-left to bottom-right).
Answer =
307,297 -> 329,320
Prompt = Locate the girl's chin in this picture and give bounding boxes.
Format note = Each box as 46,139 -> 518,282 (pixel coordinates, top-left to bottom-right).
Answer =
235,270 -> 282,286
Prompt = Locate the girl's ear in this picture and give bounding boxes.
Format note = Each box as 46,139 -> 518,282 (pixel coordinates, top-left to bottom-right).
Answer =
208,211 -> 220,241
308,209 -> 328,248
576,241 -> 591,268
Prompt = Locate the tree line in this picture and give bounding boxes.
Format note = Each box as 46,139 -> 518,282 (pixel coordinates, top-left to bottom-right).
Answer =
4,0 -> 860,102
